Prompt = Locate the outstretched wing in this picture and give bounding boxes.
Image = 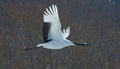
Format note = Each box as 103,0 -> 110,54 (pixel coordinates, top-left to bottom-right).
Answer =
43,4 -> 63,41
62,26 -> 70,39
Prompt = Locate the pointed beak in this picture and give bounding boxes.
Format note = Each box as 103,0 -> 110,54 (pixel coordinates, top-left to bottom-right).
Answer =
83,42 -> 88,45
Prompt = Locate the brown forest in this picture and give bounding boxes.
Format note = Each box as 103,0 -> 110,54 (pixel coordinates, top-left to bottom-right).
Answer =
0,0 -> 120,69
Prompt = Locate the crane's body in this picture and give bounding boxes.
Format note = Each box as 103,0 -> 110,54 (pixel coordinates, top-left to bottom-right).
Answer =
37,39 -> 74,49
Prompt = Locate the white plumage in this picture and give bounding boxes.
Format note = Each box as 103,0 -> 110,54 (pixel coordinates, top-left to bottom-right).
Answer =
25,4 -> 88,50
36,4 -> 88,49
43,5 -> 63,41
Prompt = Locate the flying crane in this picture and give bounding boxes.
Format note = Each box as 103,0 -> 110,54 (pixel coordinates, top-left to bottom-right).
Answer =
25,4 -> 88,50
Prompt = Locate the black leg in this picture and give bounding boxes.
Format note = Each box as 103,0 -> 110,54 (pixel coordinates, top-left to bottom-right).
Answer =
25,47 -> 42,51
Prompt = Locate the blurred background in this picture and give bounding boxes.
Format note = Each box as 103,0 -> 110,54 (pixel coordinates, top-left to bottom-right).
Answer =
0,0 -> 120,69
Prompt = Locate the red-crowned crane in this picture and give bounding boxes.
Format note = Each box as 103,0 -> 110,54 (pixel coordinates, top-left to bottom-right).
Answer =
25,4 -> 88,50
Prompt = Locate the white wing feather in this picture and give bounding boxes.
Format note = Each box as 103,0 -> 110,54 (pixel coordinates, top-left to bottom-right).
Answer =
43,5 -> 63,40
62,26 -> 70,39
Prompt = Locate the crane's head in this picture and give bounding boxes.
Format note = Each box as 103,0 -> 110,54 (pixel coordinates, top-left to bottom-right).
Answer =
74,42 -> 89,46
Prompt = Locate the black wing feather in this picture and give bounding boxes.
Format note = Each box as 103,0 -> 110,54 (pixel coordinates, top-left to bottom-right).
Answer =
42,22 -> 52,42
